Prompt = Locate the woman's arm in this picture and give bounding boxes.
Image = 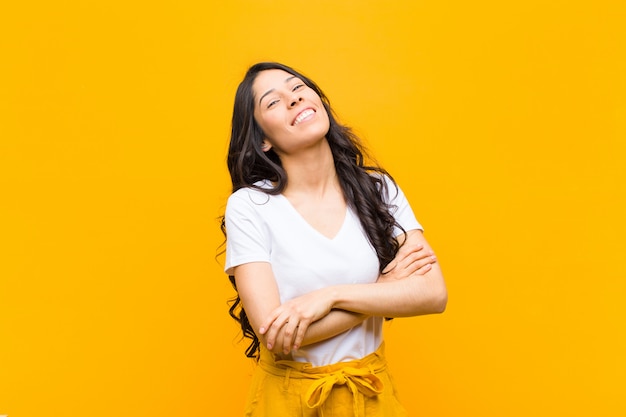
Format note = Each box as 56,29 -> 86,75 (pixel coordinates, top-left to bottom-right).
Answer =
296,309 -> 368,347
334,230 -> 446,315
234,237 -> 437,354
259,229 -> 447,352
234,263 -> 368,354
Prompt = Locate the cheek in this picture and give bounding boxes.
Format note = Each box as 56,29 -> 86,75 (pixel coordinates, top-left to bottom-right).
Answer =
257,114 -> 289,141
318,108 -> 331,129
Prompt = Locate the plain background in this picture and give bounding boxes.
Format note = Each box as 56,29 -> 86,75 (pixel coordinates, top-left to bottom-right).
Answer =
1,0 -> 625,416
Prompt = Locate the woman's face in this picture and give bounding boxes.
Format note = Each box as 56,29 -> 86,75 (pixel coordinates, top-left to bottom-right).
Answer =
252,69 -> 330,156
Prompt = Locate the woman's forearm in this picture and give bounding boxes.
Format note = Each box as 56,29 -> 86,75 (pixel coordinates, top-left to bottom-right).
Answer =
328,263 -> 447,317
299,309 -> 367,347
259,231 -> 446,353
325,230 -> 447,317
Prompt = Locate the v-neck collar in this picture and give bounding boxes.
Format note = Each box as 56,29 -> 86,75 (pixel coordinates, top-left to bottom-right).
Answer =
277,194 -> 349,241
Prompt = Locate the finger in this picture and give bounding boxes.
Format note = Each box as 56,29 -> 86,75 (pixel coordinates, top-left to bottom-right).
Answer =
259,309 -> 282,335
264,314 -> 289,351
292,320 -> 310,351
397,254 -> 434,279
414,263 -> 433,275
395,245 -> 428,268
385,244 -> 424,273
282,321 -> 300,354
409,253 -> 437,270
407,246 -> 433,262
401,250 -> 436,271
276,329 -> 291,355
382,260 -> 397,274
399,244 -> 424,260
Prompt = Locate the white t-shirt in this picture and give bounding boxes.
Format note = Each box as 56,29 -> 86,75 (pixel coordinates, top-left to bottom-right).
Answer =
224,176 -> 422,366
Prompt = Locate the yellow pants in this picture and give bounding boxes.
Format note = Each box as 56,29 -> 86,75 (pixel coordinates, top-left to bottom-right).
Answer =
244,342 -> 408,417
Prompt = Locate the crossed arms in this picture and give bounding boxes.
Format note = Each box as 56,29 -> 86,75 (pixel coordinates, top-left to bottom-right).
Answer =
232,229 -> 447,355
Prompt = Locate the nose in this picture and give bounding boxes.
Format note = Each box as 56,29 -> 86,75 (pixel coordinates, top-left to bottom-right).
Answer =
289,96 -> 303,107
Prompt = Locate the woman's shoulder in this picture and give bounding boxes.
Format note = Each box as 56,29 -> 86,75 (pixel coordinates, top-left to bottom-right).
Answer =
227,180 -> 276,206
366,171 -> 399,197
366,170 -> 394,183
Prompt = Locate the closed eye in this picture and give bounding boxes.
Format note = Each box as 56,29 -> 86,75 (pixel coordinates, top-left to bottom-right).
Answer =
267,99 -> 279,108
292,84 -> 305,91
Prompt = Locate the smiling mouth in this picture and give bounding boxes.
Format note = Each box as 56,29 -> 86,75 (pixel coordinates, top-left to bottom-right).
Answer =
292,108 -> 315,126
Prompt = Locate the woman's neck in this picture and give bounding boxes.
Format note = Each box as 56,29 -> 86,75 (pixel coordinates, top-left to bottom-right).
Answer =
280,139 -> 340,199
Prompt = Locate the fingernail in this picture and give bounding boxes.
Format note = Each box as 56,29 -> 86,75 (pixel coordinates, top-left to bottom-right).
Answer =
293,345 -> 299,351
267,343 -> 272,349
259,327 -> 266,334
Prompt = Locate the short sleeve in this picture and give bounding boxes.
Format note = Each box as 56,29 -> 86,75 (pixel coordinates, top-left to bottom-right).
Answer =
224,191 -> 272,275
381,175 -> 423,237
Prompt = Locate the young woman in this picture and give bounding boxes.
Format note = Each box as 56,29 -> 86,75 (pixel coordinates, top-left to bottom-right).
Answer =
222,62 -> 447,416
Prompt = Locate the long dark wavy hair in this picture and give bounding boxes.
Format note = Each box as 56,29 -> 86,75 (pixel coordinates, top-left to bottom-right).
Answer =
221,62 -> 405,359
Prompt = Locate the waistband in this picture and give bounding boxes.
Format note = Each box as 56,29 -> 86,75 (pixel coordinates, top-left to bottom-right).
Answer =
259,343 -> 388,417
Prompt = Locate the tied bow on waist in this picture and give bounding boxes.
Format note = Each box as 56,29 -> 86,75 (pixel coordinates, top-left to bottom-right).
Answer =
305,367 -> 384,417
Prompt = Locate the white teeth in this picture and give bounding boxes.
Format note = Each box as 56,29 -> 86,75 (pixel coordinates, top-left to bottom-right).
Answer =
293,109 -> 315,125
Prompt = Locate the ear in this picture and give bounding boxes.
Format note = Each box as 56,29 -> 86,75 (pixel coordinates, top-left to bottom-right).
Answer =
261,140 -> 272,152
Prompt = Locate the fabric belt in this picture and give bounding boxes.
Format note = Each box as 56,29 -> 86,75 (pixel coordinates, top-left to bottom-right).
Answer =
259,343 -> 387,417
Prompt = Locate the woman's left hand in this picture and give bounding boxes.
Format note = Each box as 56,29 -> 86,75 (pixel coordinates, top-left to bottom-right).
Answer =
259,289 -> 334,354
378,243 -> 436,283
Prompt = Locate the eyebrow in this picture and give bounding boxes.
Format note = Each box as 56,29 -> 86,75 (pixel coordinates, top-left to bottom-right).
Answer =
258,76 -> 297,106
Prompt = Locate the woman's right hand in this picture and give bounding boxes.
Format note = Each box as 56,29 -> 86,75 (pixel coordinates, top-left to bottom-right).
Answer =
258,287 -> 335,354
377,243 -> 437,283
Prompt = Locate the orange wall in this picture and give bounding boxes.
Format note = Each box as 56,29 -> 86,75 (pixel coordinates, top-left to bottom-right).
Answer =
1,1 -> 625,416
